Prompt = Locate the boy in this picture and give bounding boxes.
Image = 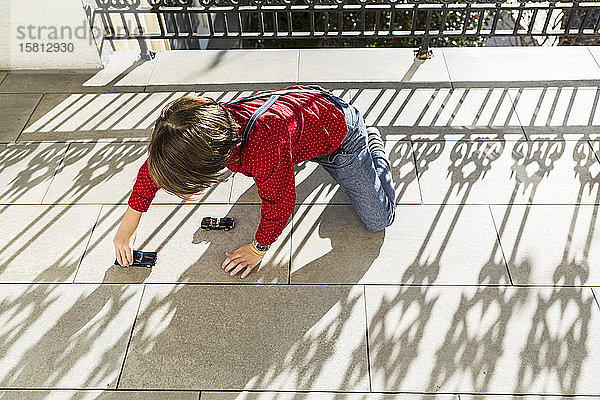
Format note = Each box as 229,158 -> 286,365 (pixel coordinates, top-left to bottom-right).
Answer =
113,86 -> 396,278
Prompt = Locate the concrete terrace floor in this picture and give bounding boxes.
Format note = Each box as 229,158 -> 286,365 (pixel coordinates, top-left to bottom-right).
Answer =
1,46 -> 600,399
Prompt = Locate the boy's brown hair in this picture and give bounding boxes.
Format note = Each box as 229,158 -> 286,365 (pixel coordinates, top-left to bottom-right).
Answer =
147,96 -> 241,200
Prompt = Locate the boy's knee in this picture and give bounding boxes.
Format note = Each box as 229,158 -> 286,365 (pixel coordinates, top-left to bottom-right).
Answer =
364,205 -> 396,232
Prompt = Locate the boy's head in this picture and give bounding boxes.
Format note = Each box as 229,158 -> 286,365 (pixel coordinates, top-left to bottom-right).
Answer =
148,96 -> 240,200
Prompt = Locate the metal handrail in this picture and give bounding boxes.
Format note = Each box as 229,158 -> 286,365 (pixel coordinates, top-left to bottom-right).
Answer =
91,1 -> 600,58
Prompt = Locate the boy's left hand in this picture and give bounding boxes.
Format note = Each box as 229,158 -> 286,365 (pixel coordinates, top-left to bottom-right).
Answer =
222,243 -> 265,279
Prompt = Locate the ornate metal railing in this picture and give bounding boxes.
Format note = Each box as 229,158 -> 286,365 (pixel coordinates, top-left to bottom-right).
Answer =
91,0 -> 600,58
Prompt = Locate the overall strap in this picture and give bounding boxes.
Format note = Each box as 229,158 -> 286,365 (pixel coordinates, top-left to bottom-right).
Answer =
224,86 -> 333,144
240,94 -> 280,144
223,87 -> 331,106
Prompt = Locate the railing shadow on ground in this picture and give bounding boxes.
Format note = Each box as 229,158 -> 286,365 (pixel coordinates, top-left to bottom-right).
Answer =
15,81 -> 600,143
1,139 -> 600,396
0,141 -> 147,282
2,86 -> 600,396
76,139 -> 600,394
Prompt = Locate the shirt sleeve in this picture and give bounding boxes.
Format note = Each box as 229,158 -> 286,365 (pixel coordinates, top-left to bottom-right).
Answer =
252,128 -> 296,246
128,159 -> 160,212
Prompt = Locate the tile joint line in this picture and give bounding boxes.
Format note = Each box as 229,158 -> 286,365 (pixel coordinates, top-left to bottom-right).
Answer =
115,284 -> 146,389
39,143 -> 71,205
362,284 -> 372,392
13,93 -> 44,143
72,204 -> 104,283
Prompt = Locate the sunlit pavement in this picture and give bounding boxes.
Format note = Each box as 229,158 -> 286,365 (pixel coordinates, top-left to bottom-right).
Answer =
1,47 -> 600,399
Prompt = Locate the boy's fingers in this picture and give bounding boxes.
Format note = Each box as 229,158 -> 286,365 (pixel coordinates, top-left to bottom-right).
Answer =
223,258 -> 239,272
119,248 -> 129,266
222,255 -> 241,269
241,265 -> 254,279
229,263 -> 247,277
125,247 -> 133,264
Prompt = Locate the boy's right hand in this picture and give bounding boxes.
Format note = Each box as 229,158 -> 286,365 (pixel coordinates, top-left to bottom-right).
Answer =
113,229 -> 137,266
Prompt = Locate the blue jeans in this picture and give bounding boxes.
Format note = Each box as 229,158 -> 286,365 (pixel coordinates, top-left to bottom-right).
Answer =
311,94 -> 396,231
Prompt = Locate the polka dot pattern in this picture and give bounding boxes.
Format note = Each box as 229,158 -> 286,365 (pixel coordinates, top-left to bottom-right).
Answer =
128,85 -> 348,246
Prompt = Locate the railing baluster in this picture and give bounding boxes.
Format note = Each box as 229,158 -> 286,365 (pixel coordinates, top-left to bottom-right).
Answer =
579,7 -> 591,35
410,3 -> 417,36
490,2 -> 501,35
207,9 -> 215,37
170,11 -> 179,37
337,6 -> 342,37
223,9 -> 230,37
542,1 -> 554,34
120,12 -> 130,38
259,8 -> 265,37
462,2 -> 471,35
360,4 -> 365,36
564,3 -> 576,34
102,12 -> 117,38
593,6 -> 600,34
528,8 -> 538,35
513,5 -> 524,35
133,11 -> 145,37
439,3 -> 448,37
476,8 -> 484,35
185,9 -> 194,37
155,6 -> 166,37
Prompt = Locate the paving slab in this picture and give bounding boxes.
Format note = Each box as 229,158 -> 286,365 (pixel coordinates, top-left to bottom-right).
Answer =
416,140 -> 600,204
0,72 -> 149,94
0,72 -> 7,85
0,205 -> 100,283
0,53 -> 153,93
148,50 -> 299,86
0,143 -> 68,204
354,87 -> 524,138
0,284 -> 143,388
587,45 -> 600,70
444,46 -> 600,82
20,92 -> 189,142
0,72 -> 97,93
41,142 -> 231,204
118,285 -> 368,390
81,51 -> 157,89
41,142 -> 147,204
230,141 -> 421,205
75,205 -> 289,284
0,93 -> 42,142
366,286 -> 600,394
298,48 -> 451,83
291,204 -> 508,285
508,86 -> 600,138
460,396 -> 597,400
491,205 -> 600,286
202,393 -> 456,400
0,390 -> 198,400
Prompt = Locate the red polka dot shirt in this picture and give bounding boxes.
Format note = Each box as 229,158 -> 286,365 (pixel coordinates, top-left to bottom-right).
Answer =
128,85 -> 348,246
